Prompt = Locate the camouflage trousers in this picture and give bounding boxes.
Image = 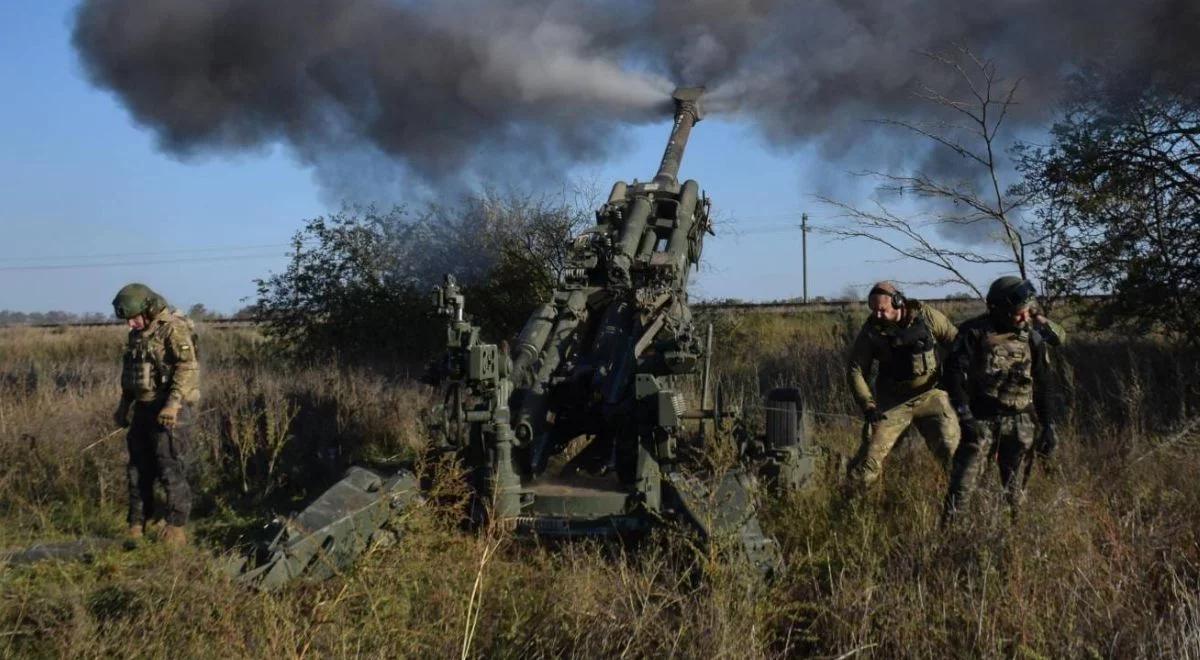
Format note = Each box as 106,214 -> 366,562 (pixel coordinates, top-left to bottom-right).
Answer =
942,412 -> 1036,519
126,402 -> 193,527
846,388 -> 960,493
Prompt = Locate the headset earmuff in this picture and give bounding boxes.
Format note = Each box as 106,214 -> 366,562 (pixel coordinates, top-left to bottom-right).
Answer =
868,284 -> 906,312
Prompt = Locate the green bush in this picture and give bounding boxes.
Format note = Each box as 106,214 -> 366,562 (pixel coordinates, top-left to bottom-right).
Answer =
254,195 -> 587,365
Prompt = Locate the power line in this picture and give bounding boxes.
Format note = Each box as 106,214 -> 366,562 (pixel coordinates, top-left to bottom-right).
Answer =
715,211 -> 812,222
726,227 -> 801,235
0,213 -> 817,270
0,241 -> 314,263
715,219 -> 824,233
0,253 -> 293,272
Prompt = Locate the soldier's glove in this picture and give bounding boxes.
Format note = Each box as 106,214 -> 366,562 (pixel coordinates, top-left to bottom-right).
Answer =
1033,315 -> 1063,347
1036,423 -> 1058,459
157,401 -> 181,430
113,400 -> 132,429
863,406 -> 885,425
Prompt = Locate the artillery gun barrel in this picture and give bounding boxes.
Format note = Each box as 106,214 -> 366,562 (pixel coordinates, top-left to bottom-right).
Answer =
653,87 -> 705,186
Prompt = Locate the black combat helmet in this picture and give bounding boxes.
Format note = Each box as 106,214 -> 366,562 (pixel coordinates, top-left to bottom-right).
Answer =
112,283 -> 166,320
986,276 -> 1037,313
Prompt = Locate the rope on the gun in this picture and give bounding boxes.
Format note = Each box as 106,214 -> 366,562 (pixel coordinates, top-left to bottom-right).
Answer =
735,404 -> 862,425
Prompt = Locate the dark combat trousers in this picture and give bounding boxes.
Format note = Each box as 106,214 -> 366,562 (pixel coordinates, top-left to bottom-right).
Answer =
126,402 -> 193,527
942,412 -> 1035,520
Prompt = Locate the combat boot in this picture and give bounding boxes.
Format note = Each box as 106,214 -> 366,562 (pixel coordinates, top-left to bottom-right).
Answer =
128,523 -> 144,540
161,525 -> 188,548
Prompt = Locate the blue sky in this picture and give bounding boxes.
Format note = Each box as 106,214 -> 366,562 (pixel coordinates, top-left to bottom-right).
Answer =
0,1 -> 1011,315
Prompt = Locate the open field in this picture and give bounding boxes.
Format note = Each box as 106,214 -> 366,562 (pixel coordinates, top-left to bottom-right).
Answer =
1,308 -> 1199,658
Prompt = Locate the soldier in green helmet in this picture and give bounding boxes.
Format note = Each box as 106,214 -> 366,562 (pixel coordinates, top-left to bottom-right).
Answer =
844,281 -> 961,496
941,276 -> 1061,521
111,283 -> 200,546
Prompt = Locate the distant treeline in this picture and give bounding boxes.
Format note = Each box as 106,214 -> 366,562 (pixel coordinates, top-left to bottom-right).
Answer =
0,310 -> 111,326
0,304 -> 258,328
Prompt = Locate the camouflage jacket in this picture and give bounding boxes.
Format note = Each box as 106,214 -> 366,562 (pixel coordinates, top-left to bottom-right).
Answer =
847,300 -> 958,411
946,313 -> 1057,422
120,308 -> 200,405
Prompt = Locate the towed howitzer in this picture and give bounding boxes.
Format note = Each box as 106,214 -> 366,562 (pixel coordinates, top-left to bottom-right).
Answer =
230,87 -> 823,589
415,86 -> 825,564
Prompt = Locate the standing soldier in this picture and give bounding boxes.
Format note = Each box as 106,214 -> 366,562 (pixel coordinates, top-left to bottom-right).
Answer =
942,276 -> 1060,521
111,283 -> 200,546
845,282 -> 961,494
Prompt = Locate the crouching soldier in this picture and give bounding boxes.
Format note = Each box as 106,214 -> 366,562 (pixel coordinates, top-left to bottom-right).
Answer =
942,276 -> 1060,522
844,282 -> 960,495
111,283 -> 200,546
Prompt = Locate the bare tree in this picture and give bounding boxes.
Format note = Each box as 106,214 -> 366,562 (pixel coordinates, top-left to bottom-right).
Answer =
818,48 -> 1043,298
838,283 -> 864,302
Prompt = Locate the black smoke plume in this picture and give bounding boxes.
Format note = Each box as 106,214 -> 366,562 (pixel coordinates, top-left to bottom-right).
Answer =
74,0 -> 1200,200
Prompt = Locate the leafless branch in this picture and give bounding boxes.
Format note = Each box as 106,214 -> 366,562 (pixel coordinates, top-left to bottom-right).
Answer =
819,47 -> 1032,292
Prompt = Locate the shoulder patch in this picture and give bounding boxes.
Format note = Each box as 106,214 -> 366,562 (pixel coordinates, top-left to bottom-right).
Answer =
165,319 -> 197,350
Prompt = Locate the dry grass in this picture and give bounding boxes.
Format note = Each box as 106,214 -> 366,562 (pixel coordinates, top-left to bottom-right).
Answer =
1,313 -> 1199,658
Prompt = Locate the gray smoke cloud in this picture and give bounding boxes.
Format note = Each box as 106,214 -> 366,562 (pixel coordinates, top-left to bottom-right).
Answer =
73,0 -> 1200,202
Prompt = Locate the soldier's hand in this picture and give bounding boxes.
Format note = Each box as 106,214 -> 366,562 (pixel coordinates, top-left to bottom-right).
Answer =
1033,315 -> 1063,346
113,401 -> 132,429
157,402 -> 181,429
863,406 -> 885,425
1036,423 -> 1058,459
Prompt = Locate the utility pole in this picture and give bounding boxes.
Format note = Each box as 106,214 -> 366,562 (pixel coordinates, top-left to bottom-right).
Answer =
801,212 -> 809,303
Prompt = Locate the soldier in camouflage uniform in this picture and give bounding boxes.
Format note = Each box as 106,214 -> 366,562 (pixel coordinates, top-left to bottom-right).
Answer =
942,276 -> 1060,521
844,282 -> 961,494
111,283 -> 200,546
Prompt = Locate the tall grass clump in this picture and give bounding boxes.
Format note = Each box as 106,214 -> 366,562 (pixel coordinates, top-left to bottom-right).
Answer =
1,310 -> 1199,657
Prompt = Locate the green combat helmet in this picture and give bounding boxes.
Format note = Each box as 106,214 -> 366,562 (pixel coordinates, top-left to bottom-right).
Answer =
986,276 -> 1037,313
112,283 -> 166,320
